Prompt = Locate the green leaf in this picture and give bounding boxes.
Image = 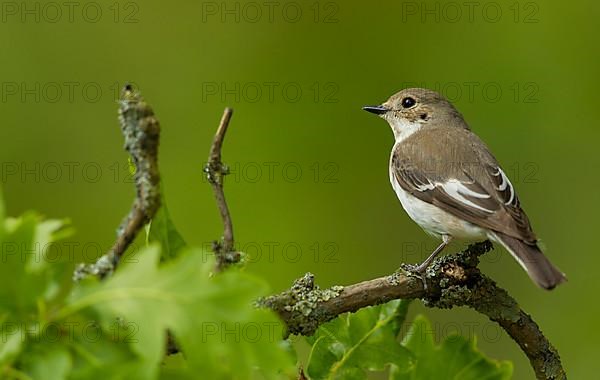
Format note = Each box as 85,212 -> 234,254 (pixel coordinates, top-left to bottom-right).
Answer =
61,246 -> 295,379
0,203 -> 95,378
307,300 -> 414,380
18,343 -> 72,380
399,314 -> 435,359
390,315 -> 513,380
146,191 -> 186,261
160,353 -> 197,380
0,320 -> 24,368
0,213 -> 74,322
65,324 -> 141,380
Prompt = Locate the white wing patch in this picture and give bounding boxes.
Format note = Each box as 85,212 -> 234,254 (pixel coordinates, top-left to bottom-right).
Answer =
416,182 -> 435,191
492,167 -> 515,205
407,175 -> 494,213
389,173 -> 488,239
439,179 -> 494,213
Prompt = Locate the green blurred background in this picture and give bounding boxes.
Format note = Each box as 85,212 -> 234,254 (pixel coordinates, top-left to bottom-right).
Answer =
1,0 -> 598,378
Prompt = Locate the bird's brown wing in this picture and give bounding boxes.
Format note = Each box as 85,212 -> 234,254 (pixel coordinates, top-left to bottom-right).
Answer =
391,129 -> 537,243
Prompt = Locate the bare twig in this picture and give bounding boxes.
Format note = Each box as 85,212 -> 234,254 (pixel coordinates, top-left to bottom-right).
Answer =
73,85 -> 161,280
204,108 -> 240,271
259,241 -> 566,380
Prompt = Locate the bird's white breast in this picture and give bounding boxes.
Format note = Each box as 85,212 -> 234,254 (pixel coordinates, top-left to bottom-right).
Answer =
389,161 -> 487,240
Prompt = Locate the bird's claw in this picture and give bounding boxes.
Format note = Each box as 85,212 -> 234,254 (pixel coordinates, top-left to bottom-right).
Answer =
400,263 -> 429,291
401,263 -> 426,274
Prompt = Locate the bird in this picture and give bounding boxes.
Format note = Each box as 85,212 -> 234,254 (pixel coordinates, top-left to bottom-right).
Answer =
363,88 -> 566,290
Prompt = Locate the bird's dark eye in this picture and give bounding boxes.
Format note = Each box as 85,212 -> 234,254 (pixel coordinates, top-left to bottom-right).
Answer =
401,97 -> 416,108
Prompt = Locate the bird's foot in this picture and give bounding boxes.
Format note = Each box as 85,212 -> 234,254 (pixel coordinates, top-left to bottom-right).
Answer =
400,262 -> 428,274
399,263 -> 429,291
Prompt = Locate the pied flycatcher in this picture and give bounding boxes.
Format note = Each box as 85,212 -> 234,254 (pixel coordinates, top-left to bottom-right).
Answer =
363,88 -> 566,290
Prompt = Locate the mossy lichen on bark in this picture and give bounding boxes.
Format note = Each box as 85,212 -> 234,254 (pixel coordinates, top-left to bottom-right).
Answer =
257,273 -> 343,336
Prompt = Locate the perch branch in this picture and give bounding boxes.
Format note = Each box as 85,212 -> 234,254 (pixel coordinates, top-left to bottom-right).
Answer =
204,107 -> 240,271
259,241 -> 566,380
73,85 -> 161,280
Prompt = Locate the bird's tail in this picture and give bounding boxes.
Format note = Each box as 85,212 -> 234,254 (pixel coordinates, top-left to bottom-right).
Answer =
491,231 -> 567,290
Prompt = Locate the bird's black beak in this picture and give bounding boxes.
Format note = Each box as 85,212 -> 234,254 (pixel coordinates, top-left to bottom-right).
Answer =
362,105 -> 389,115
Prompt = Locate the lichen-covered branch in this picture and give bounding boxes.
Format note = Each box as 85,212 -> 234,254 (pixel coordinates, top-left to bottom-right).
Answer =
204,107 -> 240,271
73,85 -> 161,280
259,241 -> 566,380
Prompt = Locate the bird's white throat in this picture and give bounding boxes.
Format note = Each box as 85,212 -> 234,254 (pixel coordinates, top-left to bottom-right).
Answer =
386,117 -> 423,142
